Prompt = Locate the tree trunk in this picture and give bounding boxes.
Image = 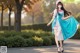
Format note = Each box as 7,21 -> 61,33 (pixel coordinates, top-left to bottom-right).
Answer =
14,0 -> 24,32
15,10 -> 21,31
8,8 -> 12,31
1,4 -> 4,30
32,12 -> 34,25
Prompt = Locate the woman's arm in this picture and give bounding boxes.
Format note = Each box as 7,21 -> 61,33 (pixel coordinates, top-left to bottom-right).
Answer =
47,17 -> 54,26
49,10 -> 54,17
47,9 -> 57,26
62,12 -> 72,20
62,15 -> 71,20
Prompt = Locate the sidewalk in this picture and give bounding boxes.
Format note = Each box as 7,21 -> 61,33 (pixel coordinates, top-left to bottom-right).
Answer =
7,39 -> 80,53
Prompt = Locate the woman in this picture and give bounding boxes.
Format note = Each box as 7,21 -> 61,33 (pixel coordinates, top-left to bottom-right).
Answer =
47,2 -> 79,53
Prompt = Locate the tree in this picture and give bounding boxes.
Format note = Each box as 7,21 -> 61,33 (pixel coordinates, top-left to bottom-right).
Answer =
0,0 -> 42,31
0,0 -> 7,30
6,0 -> 15,30
0,0 -> 14,30
24,0 -> 43,24
42,0 -> 56,23
0,2 -> 4,30
62,0 -> 75,3
14,0 -> 25,32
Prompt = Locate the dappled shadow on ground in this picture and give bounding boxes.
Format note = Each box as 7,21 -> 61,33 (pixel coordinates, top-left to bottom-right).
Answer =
8,39 -> 80,53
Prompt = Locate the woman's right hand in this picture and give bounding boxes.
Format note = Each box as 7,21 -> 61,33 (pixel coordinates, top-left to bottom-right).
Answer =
47,23 -> 50,26
49,13 -> 53,16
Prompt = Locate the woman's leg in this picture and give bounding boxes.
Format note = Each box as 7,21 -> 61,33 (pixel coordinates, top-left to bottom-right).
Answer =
54,29 -> 59,47
59,40 -> 64,52
54,29 -> 60,52
58,30 -> 64,52
59,40 -> 63,47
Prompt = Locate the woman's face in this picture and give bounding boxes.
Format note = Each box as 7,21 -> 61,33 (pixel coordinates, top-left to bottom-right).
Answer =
58,4 -> 62,9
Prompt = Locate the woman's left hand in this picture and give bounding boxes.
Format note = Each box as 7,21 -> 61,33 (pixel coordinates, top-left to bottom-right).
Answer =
62,17 -> 66,20
62,15 -> 72,20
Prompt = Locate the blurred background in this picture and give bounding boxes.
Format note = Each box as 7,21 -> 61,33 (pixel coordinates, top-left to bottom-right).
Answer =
0,0 -> 80,26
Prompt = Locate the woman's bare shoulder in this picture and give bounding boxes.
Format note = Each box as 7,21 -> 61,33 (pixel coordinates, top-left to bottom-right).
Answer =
53,9 -> 57,14
54,9 -> 57,11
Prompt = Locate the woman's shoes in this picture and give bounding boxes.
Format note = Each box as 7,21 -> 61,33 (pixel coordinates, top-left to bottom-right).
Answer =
57,47 -> 61,53
60,47 -> 64,52
57,47 -> 64,53
61,49 -> 64,52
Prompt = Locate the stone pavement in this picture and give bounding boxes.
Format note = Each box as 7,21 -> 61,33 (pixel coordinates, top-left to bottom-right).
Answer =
7,39 -> 80,53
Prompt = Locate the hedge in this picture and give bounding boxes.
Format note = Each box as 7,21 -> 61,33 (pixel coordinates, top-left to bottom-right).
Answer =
71,27 -> 80,39
0,24 -> 80,48
0,24 -> 51,31
0,30 -> 55,48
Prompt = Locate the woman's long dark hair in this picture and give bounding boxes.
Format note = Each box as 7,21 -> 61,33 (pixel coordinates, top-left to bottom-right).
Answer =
56,2 -> 71,17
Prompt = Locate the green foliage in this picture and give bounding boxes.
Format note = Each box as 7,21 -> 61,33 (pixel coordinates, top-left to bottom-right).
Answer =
32,36 -> 43,46
71,26 -> 80,39
75,13 -> 80,22
25,38 -> 33,47
12,36 -> 26,47
0,37 -> 7,46
6,37 -> 14,48
42,37 -> 52,46
48,36 -> 56,45
0,24 -> 79,48
0,24 -> 51,31
62,0 -> 75,3
0,30 -> 55,48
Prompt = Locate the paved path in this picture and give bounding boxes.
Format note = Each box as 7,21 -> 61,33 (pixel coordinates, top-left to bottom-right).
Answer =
7,39 -> 80,53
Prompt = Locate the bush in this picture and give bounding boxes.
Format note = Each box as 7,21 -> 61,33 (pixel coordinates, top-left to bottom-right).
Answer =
0,37 -> 7,46
0,23 -> 51,31
42,37 -> 52,46
19,32 -> 34,39
32,36 -> 43,46
0,30 -> 55,48
25,38 -> 33,47
12,36 -> 26,47
75,13 -> 80,22
48,36 -> 56,45
0,31 -> 20,38
71,27 -> 80,39
6,37 -> 14,48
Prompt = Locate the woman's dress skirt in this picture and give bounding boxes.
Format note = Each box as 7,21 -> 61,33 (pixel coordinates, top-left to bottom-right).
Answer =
52,15 -> 79,40
52,18 -> 64,41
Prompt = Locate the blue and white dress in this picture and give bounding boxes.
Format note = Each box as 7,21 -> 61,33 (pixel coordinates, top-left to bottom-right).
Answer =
52,10 -> 79,40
